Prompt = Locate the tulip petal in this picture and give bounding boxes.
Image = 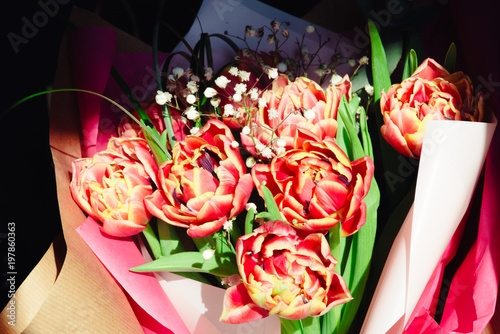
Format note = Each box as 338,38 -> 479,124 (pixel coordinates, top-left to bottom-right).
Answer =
229,173 -> 254,217
220,283 -> 269,324
101,218 -> 147,237
187,216 -> 226,238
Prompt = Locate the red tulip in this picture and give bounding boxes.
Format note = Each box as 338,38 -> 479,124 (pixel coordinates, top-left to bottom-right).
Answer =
380,58 -> 484,159
144,120 -> 254,238
220,220 -> 352,324
240,74 -> 350,161
71,137 -> 158,237
252,138 -> 374,236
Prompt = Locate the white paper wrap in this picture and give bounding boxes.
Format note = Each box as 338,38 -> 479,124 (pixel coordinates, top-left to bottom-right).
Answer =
361,117 -> 497,334
139,239 -> 281,334
172,0 -> 359,81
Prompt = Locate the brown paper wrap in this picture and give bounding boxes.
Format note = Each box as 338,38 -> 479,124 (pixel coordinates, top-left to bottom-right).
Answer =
0,7 -> 152,334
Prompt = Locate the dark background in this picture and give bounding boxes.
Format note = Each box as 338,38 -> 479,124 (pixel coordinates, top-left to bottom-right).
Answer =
2,0 -> 499,328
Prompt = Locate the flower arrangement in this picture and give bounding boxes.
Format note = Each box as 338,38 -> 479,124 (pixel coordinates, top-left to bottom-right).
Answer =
4,1 -> 499,333
60,7 -> 382,331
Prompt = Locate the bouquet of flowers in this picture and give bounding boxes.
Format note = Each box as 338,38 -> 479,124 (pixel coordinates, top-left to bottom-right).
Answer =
3,1 -> 499,333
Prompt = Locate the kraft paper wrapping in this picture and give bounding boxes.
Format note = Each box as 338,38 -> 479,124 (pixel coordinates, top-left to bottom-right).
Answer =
1,7 -> 171,334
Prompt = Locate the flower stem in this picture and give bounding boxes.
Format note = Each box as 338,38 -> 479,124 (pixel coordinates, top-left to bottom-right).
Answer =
280,318 -> 303,334
142,223 -> 162,260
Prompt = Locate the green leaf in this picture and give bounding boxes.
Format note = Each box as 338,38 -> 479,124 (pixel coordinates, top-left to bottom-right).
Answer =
142,223 -> 162,260
245,207 -> 256,235
261,184 -> 283,221
321,310 -> 335,334
351,32 -> 402,93
402,49 -> 418,80
280,318 -> 303,334
255,211 -> 275,221
302,316 -> 321,333
444,42 -> 457,73
358,106 -> 373,160
337,95 -> 364,160
337,178 -> 379,334
157,219 -> 184,256
368,18 -> 417,212
130,251 -> 239,277
368,19 -> 392,101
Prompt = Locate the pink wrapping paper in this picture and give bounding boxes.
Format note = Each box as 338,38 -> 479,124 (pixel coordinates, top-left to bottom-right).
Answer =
68,26 -> 116,157
77,218 -> 190,334
67,23 -> 191,334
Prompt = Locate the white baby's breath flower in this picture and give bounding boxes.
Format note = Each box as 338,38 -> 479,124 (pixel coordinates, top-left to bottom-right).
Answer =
234,83 -> 247,95
190,127 -> 200,135
185,106 -> 200,120
245,202 -> 257,212
364,84 -> 374,96
255,142 -> 266,152
155,90 -> 171,105
330,73 -> 343,84
204,87 -> 218,98
229,67 -> 239,76
276,62 -> 287,73
268,107 -> 279,119
258,97 -> 267,108
245,26 -> 256,37
246,156 -> 256,168
347,58 -> 357,67
305,25 -> 316,34
303,108 -> 316,121
210,97 -> 221,108
202,249 -> 215,260
275,146 -> 286,155
187,81 -> 198,93
260,147 -> 273,159
223,220 -> 233,232
172,67 -> 184,78
242,126 -> 251,135
204,67 -> 213,80
238,70 -> 251,82
223,104 -> 235,117
267,67 -> 278,79
233,93 -> 242,102
249,88 -> 259,100
186,94 -> 197,104
359,56 -> 369,65
215,76 -> 231,89
315,68 -> 326,77
231,141 -> 239,148
276,138 -> 286,147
